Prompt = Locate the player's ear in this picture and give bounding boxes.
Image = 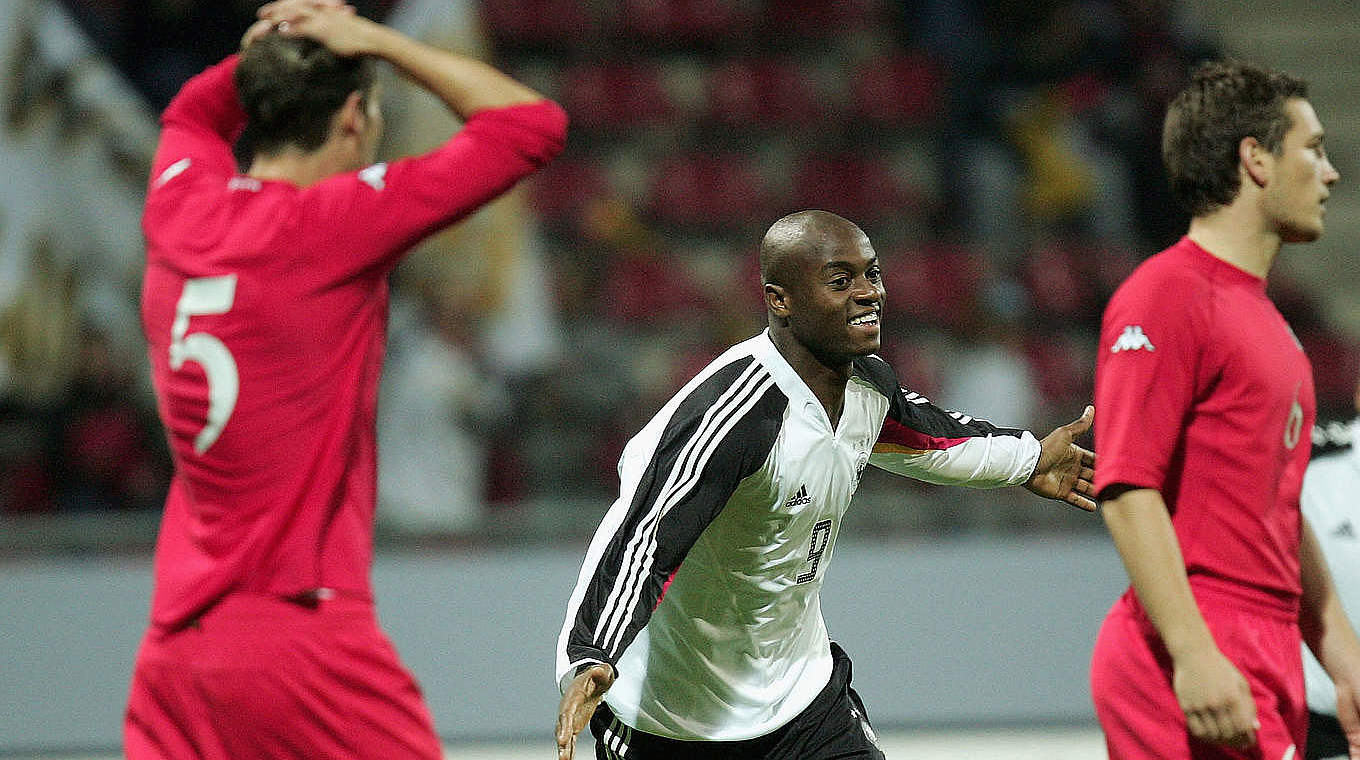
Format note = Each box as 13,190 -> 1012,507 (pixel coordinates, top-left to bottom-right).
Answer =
765,283 -> 790,317
336,91 -> 367,138
1240,135 -> 1271,188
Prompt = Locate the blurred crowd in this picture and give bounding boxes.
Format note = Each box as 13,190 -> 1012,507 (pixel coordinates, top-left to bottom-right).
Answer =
2,0 -> 1357,536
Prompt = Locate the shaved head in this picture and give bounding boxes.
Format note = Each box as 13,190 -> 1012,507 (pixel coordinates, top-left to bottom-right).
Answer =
759,210 -> 868,288
759,210 -> 884,370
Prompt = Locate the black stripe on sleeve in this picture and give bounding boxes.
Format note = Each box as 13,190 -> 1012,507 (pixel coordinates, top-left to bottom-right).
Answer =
852,354 -> 1027,442
1312,420 -> 1355,459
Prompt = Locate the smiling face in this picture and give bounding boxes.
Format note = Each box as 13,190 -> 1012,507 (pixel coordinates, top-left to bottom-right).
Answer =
763,212 -> 886,367
1262,98 -> 1340,243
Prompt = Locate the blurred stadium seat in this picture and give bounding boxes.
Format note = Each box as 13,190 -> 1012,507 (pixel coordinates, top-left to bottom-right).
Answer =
648,152 -> 770,228
849,53 -> 944,126
479,0 -> 593,46
705,58 -> 825,126
560,62 -> 678,129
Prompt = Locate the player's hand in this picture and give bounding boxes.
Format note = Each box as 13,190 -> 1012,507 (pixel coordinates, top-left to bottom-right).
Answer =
1024,405 -> 1097,511
1172,646 -> 1258,749
243,0 -> 354,50
256,1 -> 377,58
1332,678 -> 1360,759
556,663 -> 615,760
240,17 -> 275,50
257,0 -> 355,19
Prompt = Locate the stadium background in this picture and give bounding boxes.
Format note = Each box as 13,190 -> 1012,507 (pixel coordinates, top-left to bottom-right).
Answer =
1,0 -> 1357,756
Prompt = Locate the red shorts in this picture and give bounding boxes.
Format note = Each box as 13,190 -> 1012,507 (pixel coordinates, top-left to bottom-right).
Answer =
124,593 -> 442,760
1090,580 -> 1306,760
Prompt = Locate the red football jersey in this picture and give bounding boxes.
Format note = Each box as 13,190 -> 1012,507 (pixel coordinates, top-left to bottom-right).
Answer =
1095,237 -> 1315,607
140,56 -> 566,630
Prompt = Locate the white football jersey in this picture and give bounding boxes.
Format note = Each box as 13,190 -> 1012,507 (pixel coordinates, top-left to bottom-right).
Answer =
1301,418 -> 1360,716
556,330 -> 1039,740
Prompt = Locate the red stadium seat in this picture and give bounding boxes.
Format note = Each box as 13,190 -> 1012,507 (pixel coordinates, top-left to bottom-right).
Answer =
1021,243 -> 1094,321
618,0 -> 752,42
480,0 -> 594,46
706,59 -> 824,126
1023,335 -> 1093,406
561,63 -> 677,129
762,0 -> 881,38
648,153 -> 769,227
850,54 -> 943,125
790,154 -> 924,223
883,242 -> 987,332
529,157 -> 612,224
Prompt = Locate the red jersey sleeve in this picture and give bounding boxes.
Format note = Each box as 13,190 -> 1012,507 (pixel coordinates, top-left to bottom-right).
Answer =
291,100 -> 568,281
149,55 -> 245,187
1094,257 -> 1207,499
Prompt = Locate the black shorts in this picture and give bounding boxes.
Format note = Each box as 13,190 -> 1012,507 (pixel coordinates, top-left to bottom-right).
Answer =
1306,709 -> 1347,760
590,642 -> 885,760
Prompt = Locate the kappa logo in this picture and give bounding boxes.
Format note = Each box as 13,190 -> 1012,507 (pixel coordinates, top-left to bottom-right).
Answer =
785,485 -> 812,508
1110,325 -> 1155,353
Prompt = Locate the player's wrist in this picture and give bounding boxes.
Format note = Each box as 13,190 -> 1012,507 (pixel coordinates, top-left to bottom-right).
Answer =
1162,630 -> 1221,664
576,661 -> 614,678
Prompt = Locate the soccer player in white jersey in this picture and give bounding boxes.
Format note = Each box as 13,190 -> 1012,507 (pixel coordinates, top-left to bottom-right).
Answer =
554,210 -> 1097,759
1302,379 -> 1360,760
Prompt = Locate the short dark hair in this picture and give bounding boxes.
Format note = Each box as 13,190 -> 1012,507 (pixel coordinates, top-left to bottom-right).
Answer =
235,34 -> 376,156
1161,60 -> 1308,216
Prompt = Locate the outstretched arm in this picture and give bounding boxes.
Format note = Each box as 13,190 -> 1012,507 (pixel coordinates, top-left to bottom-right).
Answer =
857,355 -> 1091,509
1022,405 -> 1097,511
555,664 -> 615,760
256,0 -> 544,118
1103,485 -> 1259,749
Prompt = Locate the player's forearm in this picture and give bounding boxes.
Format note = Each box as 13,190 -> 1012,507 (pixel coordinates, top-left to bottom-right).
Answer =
1102,487 -> 1219,660
870,433 -> 1038,488
357,22 -> 545,118
1301,517 -> 1360,682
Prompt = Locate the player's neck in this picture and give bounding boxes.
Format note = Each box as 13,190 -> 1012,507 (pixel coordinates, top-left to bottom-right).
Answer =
1185,204 -> 1281,280
770,329 -> 850,429
247,144 -> 355,188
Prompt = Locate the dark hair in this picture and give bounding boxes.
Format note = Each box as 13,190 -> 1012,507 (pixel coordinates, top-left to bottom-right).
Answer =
1161,60 -> 1308,216
234,34 -> 376,156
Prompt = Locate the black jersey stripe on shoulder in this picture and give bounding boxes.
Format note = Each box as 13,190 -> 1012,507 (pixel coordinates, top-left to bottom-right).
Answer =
851,354 -> 898,400
853,354 -> 1030,444
1312,420 -> 1355,459
587,355 -> 788,659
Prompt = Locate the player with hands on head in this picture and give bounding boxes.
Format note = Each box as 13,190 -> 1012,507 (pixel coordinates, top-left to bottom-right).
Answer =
555,209 -> 1095,760
1089,60 -> 1360,760
123,1 -> 565,758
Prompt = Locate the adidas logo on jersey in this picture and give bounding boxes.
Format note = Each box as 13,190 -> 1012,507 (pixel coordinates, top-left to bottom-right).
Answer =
1110,325 -> 1155,353
785,485 -> 812,508
1333,521 -> 1356,540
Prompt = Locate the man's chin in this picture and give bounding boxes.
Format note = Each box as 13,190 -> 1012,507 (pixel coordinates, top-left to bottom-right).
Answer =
1281,221 -> 1324,243
851,339 -> 880,357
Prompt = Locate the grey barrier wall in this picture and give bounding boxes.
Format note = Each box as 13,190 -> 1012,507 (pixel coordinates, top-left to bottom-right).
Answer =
1,536 -> 1128,753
